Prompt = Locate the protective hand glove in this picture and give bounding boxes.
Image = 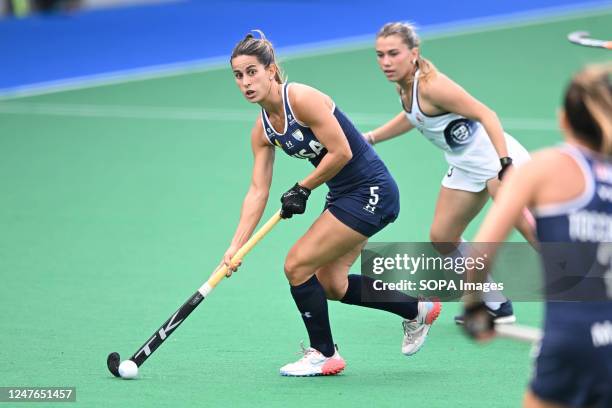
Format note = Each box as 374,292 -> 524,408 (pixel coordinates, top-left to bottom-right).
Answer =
280,183 -> 311,219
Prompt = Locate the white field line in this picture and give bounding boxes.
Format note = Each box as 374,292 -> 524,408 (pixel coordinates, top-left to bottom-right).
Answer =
0,102 -> 558,131
0,2 -> 610,101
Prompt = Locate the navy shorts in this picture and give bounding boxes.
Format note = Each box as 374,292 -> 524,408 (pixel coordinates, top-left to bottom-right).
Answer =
324,162 -> 400,237
530,321 -> 612,407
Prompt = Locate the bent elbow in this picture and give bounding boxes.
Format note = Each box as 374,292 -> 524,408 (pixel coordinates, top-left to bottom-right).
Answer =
339,149 -> 352,165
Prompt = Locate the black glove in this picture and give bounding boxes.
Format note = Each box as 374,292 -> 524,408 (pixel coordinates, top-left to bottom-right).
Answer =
280,183 -> 311,219
463,301 -> 495,340
498,157 -> 513,180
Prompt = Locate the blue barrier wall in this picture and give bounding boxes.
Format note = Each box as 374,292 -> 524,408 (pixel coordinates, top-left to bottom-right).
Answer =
1,0 -> 610,92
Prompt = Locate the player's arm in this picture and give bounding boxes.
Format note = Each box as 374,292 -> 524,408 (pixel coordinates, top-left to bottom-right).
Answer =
222,118 -> 275,272
424,74 -> 509,160
364,112 -> 414,145
290,85 -> 353,191
466,156 -> 544,297
463,155 -> 546,336
474,160 -> 543,243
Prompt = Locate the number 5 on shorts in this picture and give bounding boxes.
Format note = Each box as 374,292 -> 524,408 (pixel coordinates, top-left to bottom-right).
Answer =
364,186 -> 379,213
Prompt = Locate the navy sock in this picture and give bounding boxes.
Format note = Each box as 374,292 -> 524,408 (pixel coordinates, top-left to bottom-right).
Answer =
290,275 -> 335,357
340,274 -> 418,320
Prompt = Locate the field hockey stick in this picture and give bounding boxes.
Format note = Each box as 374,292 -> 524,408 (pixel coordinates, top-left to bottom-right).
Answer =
495,323 -> 542,343
568,31 -> 612,50
107,210 -> 283,377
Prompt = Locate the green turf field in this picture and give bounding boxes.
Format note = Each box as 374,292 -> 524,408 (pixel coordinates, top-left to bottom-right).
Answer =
1,12 -> 611,407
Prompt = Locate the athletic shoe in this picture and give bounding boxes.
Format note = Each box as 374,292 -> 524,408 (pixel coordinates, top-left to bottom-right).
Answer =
454,300 -> 516,325
402,299 -> 442,356
279,343 -> 346,377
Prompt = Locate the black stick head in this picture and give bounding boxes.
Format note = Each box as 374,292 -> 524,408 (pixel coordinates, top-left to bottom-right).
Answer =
107,352 -> 121,377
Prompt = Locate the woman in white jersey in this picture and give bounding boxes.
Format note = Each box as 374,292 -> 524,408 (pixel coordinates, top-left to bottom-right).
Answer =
364,22 -> 536,322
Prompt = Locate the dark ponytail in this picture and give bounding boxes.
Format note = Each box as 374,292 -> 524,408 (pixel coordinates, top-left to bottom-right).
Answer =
230,30 -> 285,84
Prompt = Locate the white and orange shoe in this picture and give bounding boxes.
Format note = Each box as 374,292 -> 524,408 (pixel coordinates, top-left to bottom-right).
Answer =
280,343 -> 346,377
401,299 -> 442,356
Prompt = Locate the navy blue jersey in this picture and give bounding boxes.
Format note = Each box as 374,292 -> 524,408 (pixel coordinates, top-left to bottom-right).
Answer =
261,83 -> 373,193
530,144 -> 612,407
260,83 -> 399,236
534,144 -> 612,320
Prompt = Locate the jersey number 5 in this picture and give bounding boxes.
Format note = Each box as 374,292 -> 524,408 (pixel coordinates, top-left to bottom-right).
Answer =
364,186 -> 379,214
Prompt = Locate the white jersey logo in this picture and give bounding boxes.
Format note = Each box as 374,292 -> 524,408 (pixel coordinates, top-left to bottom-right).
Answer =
292,129 -> 304,141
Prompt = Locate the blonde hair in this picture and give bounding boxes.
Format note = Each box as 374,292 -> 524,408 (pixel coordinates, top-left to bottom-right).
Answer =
564,63 -> 612,154
377,22 -> 436,82
230,29 -> 285,84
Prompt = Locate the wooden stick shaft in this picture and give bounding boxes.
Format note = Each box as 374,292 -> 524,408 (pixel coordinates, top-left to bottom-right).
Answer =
496,324 -> 542,343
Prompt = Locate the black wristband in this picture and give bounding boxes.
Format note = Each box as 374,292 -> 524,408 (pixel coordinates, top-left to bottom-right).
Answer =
498,157 -> 513,181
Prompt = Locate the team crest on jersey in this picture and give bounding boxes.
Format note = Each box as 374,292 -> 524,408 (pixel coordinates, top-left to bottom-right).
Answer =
292,129 -> 304,141
444,118 -> 475,148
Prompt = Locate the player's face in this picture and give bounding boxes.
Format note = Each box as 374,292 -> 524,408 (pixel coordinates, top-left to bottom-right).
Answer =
231,55 -> 273,103
375,35 -> 418,82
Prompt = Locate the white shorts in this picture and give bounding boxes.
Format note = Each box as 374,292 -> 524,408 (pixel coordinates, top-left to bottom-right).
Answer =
441,131 -> 530,192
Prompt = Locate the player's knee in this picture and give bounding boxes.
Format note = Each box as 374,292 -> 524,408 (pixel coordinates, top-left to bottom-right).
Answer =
429,227 -> 448,244
430,228 -> 460,254
321,283 -> 345,301
284,253 -> 314,285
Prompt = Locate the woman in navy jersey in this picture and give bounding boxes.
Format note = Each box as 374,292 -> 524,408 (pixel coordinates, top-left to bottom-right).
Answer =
465,64 -> 612,408
222,31 -> 441,377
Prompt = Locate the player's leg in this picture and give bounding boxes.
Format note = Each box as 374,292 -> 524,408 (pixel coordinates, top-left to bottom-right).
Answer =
280,210 -> 368,376
487,177 -> 538,248
316,238 -> 441,354
489,133 -> 539,248
286,210 -> 438,364
429,185 -> 488,253
431,184 -> 514,321
315,241 -> 421,320
314,240 -> 364,300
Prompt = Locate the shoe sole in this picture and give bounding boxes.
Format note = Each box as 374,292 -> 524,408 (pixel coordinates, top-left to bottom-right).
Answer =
280,361 -> 346,377
280,367 -> 345,377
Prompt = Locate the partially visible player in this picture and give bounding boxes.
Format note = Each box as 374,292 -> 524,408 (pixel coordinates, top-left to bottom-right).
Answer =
222,30 -> 441,377
464,63 -> 612,408
364,22 -> 537,322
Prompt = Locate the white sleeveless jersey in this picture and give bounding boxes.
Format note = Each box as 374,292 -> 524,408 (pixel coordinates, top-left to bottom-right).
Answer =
403,69 -> 530,190
403,69 -> 480,153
